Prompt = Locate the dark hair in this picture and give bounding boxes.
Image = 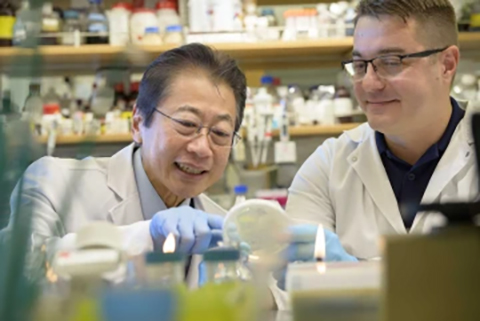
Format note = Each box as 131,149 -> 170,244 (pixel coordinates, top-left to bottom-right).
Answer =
355,0 -> 458,47
136,43 -> 246,132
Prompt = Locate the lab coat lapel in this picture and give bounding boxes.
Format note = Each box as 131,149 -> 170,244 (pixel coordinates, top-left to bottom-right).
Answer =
106,143 -> 144,225
412,118 -> 474,231
348,134 -> 406,234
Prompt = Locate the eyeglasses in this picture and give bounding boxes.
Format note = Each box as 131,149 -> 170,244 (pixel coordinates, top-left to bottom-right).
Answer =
342,47 -> 449,81
154,109 -> 241,148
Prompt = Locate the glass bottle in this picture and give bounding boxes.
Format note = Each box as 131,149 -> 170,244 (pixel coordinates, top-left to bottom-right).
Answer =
41,2 -> 61,45
86,0 -> 108,44
23,83 -> 44,135
144,251 -> 184,288
62,10 -> 83,46
0,1 -> 15,47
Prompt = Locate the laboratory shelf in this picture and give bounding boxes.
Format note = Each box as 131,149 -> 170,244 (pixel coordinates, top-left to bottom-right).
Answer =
35,123 -> 361,145
1,33 -> 479,73
35,133 -> 133,145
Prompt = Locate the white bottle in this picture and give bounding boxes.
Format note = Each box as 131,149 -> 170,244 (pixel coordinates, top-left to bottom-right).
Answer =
130,8 -> 158,45
109,3 -> 132,46
188,0 -> 211,33
156,1 -> 181,35
253,87 -> 273,116
211,0 -> 235,32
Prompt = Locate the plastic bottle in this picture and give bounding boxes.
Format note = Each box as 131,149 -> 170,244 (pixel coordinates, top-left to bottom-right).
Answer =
286,84 -> 303,126
130,8 -> 157,45
86,0 -> 109,44
0,1 -> 15,47
233,184 -> 248,207
188,0 -> 210,33
23,83 -> 44,134
142,26 -> 162,45
108,2 -> 132,46
41,2 -> 61,45
164,24 -> 183,44
156,0 -> 180,35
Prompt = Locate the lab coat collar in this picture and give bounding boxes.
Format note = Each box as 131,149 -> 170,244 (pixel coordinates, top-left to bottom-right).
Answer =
107,143 -> 144,225
347,132 -> 407,234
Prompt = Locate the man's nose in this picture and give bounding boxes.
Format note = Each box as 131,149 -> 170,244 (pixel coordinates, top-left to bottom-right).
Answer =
361,63 -> 386,92
186,130 -> 214,158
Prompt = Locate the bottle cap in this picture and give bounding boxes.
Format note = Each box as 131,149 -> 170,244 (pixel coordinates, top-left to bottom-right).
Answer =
145,26 -> 160,34
166,24 -> 182,32
145,251 -> 184,263
234,185 -> 248,195
261,75 -> 274,85
204,247 -> 240,262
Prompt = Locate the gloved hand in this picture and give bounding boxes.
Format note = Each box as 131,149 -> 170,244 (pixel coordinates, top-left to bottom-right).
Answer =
273,224 -> 358,290
149,207 -> 224,255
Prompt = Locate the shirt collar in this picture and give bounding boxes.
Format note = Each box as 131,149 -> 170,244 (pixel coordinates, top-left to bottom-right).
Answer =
133,147 -> 191,220
375,97 -> 465,158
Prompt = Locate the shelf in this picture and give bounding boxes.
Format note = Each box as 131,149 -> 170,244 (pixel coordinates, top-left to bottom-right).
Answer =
257,0 -> 334,4
1,32 -> 479,73
36,123 -> 361,145
275,123 -> 361,137
0,38 -> 354,73
36,133 -> 132,145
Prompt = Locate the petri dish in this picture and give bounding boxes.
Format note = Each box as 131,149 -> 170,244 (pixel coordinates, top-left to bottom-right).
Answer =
223,199 -> 290,264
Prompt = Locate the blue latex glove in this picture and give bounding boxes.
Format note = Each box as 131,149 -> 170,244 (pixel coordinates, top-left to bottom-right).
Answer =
149,207 -> 224,255
198,261 -> 207,287
273,224 -> 358,290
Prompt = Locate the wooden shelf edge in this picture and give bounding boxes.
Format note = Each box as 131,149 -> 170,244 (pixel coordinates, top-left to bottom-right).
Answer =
36,133 -> 133,145
36,123 -> 361,145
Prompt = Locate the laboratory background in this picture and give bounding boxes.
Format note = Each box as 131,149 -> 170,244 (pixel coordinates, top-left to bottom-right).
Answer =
0,0 -> 479,320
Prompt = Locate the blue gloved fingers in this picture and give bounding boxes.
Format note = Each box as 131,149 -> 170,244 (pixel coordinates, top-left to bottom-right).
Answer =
323,228 -> 359,262
209,229 -> 223,248
198,261 -> 206,287
207,214 -> 224,230
239,241 -> 251,258
225,222 -> 241,244
177,215 -> 195,254
288,224 -> 318,243
284,242 -> 316,262
149,214 -> 167,251
191,215 -> 212,254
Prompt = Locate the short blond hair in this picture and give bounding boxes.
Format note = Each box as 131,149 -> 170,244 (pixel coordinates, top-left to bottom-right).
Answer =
355,0 -> 458,48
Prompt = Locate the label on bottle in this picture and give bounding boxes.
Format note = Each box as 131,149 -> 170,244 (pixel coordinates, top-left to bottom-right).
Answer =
88,13 -> 107,22
0,16 -> 15,39
43,18 -> 60,32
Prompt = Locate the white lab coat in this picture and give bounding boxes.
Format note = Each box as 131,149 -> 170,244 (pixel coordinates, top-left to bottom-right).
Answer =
5,143 -> 288,309
286,101 -> 479,260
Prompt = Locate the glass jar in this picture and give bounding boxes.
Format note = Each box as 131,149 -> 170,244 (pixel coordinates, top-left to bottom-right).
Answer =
204,248 -> 241,284
142,26 -> 162,45
144,252 -> 184,288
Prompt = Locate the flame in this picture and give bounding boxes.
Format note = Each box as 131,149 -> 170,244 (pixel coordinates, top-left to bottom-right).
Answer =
314,224 -> 326,260
316,262 -> 327,274
163,233 -> 176,253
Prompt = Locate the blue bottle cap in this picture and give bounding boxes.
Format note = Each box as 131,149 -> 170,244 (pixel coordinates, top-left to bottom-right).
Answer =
166,25 -> 183,33
234,185 -> 248,195
145,26 -> 159,34
89,0 -> 102,4
261,8 -> 275,16
261,75 -> 274,85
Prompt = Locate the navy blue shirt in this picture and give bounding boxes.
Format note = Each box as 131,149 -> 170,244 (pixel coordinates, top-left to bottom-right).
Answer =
375,98 -> 465,229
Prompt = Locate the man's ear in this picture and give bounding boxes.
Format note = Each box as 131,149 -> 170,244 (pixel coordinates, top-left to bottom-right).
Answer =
132,104 -> 143,144
441,46 -> 460,84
